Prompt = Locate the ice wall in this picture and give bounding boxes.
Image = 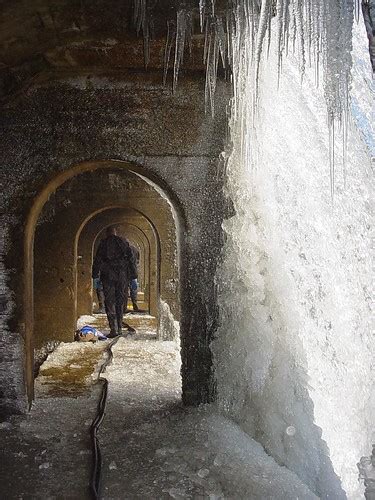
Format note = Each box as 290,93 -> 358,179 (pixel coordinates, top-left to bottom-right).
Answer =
159,299 -> 180,341
213,11 -> 374,500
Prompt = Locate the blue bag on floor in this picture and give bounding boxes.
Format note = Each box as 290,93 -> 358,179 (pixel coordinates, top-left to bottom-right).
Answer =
76,325 -> 107,342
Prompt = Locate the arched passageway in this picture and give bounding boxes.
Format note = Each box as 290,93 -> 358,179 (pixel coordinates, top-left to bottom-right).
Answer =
18,150 -> 225,410
1,59 -> 227,416
32,165 -> 179,365
92,221 -> 151,313
76,208 -> 158,318
0,5 -> 233,494
77,213 -> 154,316
18,155 -> 224,411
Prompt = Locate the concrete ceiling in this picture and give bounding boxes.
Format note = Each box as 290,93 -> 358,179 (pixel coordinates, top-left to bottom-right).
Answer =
0,0 -> 208,100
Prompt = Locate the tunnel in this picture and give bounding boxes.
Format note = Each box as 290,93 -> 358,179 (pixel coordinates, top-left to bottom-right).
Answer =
33,167 -> 179,362
1,1 -> 374,498
28,162 -> 212,402
78,211 -> 156,316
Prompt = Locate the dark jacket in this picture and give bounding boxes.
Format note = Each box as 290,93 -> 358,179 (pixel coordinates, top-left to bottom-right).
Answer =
92,235 -> 136,282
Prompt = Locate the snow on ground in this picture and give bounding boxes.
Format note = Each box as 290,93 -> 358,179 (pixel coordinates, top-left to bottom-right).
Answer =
0,388 -> 101,498
77,314 -> 98,329
99,336 -> 317,499
1,313 -> 318,498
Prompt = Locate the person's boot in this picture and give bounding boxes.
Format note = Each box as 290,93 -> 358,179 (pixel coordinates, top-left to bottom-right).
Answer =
107,315 -> 119,338
132,301 -> 139,312
107,331 -> 119,338
116,314 -> 124,336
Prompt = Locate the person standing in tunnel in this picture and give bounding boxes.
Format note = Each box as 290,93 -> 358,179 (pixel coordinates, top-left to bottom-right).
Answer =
92,226 -> 136,338
128,244 -> 140,312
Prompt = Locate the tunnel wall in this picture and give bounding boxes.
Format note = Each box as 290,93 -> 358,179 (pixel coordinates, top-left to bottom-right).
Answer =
0,72 -> 229,414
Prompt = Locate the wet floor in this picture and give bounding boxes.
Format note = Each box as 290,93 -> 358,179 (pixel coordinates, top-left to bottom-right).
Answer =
37,346 -> 104,398
0,312 -> 161,499
0,313 -> 317,500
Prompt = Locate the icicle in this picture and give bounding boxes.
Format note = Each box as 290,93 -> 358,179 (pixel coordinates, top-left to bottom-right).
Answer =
276,0 -> 284,86
204,16 -> 219,117
290,2 -> 297,55
130,0 -> 356,195
143,20 -> 150,68
163,20 -> 175,85
329,116 -> 335,200
216,17 -> 227,69
354,0 -> 361,22
282,0 -> 290,56
173,8 -> 193,91
250,0 -> 261,62
203,14 -> 210,64
312,0 -> 321,87
304,0 -> 312,67
342,106 -> 348,189
133,0 -> 145,34
266,3 -> 272,59
211,0 -> 215,17
133,0 -> 150,68
294,0 -> 305,79
226,9 -> 233,69
199,0 -> 206,31
254,0 -> 272,94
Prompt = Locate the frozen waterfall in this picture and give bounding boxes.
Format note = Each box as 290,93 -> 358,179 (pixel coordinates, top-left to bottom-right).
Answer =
131,0 -> 375,496
213,3 -> 374,500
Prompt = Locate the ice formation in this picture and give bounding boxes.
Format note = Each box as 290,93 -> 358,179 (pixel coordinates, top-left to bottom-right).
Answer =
159,299 -> 180,341
134,1 -> 367,123
132,1 -> 374,497
212,6 -> 374,500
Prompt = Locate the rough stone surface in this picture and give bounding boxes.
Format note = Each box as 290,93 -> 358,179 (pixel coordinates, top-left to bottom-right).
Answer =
0,72 -> 229,414
0,0 -> 211,101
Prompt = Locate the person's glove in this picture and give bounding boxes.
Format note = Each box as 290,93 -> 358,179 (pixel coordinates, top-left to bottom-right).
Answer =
93,277 -> 101,289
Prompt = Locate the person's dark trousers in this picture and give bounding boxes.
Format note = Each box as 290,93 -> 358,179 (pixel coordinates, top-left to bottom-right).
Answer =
102,278 -> 128,335
129,278 -> 139,311
96,289 -> 105,313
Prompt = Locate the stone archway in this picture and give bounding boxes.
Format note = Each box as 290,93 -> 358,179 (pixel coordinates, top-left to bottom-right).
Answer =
33,166 -> 178,354
25,160 -> 186,405
1,49 -> 228,417
20,156 -> 223,412
76,208 -> 158,318
92,222 -> 151,313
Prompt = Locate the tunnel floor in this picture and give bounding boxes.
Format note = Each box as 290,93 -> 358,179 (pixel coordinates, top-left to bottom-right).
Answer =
0,314 -> 316,499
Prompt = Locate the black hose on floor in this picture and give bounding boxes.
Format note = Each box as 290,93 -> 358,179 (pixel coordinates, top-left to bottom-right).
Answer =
89,336 -> 120,500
